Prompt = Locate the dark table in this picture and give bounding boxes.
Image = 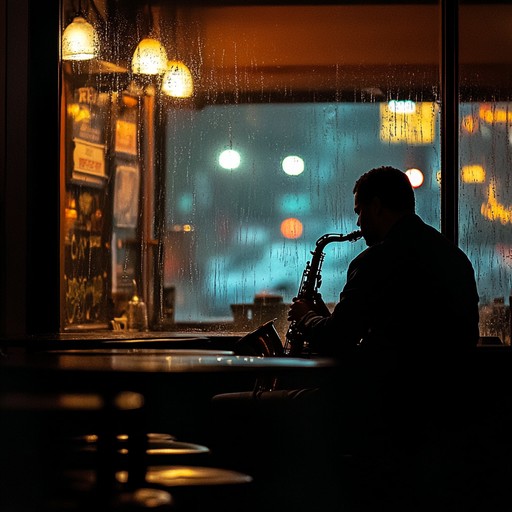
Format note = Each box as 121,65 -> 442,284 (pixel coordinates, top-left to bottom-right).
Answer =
0,346 -> 337,438
0,332 -> 235,351
0,349 -> 333,374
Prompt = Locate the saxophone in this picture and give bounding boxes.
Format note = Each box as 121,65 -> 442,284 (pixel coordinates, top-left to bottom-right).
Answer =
233,229 -> 362,394
284,229 -> 363,356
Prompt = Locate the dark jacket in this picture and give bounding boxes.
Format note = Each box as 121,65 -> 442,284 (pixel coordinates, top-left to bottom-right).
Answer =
297,214 -> 480,357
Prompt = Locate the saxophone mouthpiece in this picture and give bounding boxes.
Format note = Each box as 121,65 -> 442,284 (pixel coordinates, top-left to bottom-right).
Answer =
343,229 -> 363,241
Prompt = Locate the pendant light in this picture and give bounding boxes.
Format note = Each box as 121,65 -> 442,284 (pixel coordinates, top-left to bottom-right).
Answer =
62,1 -> 99,61
160,8 -> 193,98
131,3 -> 168,75
131,38 -> 168,75
161,60 -> 194,98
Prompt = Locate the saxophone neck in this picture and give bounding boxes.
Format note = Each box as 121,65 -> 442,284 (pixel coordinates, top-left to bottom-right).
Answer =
315,230 -> 362,248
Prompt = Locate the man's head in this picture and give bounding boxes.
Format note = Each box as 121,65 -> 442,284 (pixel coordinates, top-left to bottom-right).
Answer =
353,166 -> 415,246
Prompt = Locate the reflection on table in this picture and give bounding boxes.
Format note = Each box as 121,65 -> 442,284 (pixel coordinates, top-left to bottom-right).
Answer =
4,351 -> 334,374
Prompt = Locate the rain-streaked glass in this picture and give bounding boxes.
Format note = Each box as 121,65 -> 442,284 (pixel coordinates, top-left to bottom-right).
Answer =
59,1 -> 510,344
459,2 -> 512,344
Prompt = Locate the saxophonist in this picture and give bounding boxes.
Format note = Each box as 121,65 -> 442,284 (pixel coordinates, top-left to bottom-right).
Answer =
212,167 -> 482,512
282,166 -> 481,509
287,165 -> 480,356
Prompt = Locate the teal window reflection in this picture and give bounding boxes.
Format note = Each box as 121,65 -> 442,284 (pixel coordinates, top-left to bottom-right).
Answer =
165,102 -> 441,321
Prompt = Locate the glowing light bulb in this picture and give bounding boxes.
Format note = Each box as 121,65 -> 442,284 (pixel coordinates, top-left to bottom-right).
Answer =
162,61 -> 194,98
131,38 -> 168,75
62,16 -> 99,61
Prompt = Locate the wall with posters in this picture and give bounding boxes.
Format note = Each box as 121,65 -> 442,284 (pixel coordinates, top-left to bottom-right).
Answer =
62,85 -> 141,330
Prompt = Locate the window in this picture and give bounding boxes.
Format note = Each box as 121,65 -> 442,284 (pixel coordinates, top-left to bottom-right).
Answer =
59,0 -> 512,343
166,101 -> 440,330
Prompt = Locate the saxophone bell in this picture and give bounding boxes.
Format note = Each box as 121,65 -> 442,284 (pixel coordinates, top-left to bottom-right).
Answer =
233,319 -> 285,357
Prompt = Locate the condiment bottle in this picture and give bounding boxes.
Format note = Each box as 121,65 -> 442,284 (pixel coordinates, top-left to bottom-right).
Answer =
127,280 -> 148,332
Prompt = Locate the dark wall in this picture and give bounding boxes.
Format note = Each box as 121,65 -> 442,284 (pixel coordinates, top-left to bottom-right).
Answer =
1,0 -> 61,339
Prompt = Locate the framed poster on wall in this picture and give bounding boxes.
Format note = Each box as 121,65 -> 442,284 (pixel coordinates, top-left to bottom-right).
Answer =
115,119 -> 137,156
67,86 -> 109,187
71,138 -> 107,186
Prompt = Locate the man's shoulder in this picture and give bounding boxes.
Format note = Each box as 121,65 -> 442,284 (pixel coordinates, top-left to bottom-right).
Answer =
348,242 -> 388,274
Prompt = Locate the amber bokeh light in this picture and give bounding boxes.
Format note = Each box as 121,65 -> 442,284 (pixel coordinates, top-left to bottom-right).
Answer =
280,218 -> 303,239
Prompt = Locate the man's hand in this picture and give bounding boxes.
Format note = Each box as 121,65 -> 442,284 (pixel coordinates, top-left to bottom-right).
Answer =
287,297 -> 315,322
312,292 -> 332,316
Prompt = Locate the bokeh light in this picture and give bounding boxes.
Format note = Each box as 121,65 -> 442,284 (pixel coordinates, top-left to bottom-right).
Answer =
219,149 -> 241,170
280,217 -> 303,239
461,164 -> 486,183
405,168 -> 424,188
388,100 -> 416,114
282,155 -> 305,176
461,114 -> 479,134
